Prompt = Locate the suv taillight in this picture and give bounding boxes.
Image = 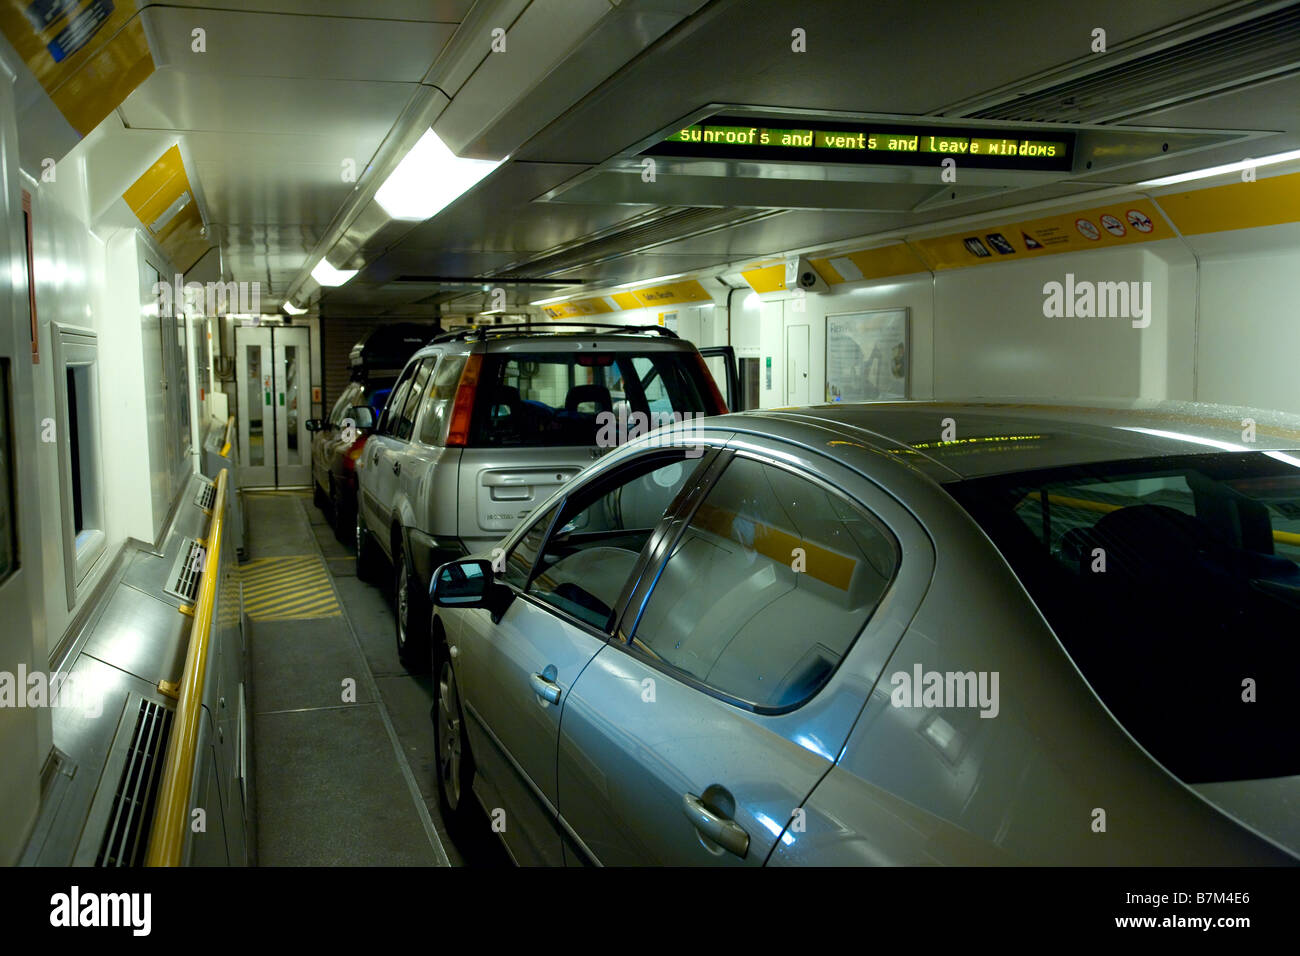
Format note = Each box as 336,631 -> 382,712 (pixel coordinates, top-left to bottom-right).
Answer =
445,353 -> 483,446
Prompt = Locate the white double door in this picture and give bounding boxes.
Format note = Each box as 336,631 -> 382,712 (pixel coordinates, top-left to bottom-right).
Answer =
235,326 -> 311,487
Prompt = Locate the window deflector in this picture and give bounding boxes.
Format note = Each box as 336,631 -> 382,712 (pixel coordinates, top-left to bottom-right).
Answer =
519,447 -> 724,634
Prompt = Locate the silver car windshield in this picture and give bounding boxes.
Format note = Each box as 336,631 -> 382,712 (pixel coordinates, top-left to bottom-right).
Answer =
947,451 -> 1300,784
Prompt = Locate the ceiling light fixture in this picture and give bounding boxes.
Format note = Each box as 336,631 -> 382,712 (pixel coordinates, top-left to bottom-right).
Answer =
311,259 -> 357,287
1138,148 -> 1300,187
281,301 -> 306,315
375,129 -> 502,222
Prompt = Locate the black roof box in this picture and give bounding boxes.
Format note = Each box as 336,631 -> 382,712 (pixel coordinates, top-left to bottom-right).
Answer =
348,322 -> 442,378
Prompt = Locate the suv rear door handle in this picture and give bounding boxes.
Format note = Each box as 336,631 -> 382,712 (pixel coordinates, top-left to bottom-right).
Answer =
682,792 -> 749,858
392,460 -> 401,475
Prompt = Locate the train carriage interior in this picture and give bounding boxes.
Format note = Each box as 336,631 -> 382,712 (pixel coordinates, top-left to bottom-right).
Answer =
1,0 -> 1300,903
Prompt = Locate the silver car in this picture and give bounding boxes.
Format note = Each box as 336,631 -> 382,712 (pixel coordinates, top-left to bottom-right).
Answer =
428,400 -> 1300,866
354,323 -> 733,670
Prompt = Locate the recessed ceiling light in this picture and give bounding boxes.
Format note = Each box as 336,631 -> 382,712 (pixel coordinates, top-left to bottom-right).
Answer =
311,260 -> 357,287
375,129 -> 502,222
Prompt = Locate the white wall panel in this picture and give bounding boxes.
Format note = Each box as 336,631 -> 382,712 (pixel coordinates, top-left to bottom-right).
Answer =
1189,223 -> 1300,415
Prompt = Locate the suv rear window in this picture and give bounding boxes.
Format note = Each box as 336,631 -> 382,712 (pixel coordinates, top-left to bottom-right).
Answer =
947,451 -> 1300,783
469,350 -> 721,447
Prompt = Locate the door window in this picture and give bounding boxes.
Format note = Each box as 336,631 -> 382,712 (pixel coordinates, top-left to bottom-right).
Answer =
377,360 -> 421,437
629,455 -> 899,709
396,358 -> 433,441
525,455 -> 698,630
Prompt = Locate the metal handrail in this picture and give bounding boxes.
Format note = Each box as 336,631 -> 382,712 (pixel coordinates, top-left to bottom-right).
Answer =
145,467 -> 228,867
220,415 -> 234,457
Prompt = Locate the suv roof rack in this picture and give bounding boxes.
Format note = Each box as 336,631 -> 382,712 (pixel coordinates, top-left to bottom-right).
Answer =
427,322 -> 679,344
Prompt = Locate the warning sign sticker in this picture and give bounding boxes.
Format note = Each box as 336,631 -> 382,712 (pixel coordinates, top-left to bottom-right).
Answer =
1100,213 -> 1126,237
1126,209 -> 1154,233
1022,231 -> 1043,250
1075,218 -> 1101,241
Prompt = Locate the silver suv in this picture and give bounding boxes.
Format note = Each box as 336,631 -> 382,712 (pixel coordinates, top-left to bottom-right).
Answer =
354,323 -> 733,670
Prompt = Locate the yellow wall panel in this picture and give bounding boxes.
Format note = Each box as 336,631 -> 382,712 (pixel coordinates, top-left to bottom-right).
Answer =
1158,172 -> 1300,236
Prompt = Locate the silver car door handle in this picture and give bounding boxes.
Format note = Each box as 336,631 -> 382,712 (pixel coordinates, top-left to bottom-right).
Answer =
529,672 -> 561,705
681,793 -> 749,858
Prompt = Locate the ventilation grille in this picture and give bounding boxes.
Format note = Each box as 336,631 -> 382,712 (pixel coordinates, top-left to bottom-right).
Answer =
164,537 -> 205,602
965,4 -> 1300,123
96,700 -> 173,867
486,206 -> 783,280
193,480 -> 216,511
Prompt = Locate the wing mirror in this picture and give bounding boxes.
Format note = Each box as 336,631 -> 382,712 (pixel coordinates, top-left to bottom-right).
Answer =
305,418 -> 323,432
349,405 -> 377,431
431,558 -> 512,621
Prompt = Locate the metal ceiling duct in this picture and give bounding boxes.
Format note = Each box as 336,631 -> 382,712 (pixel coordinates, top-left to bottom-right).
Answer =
946,0 -> 1300,124
485,205 -> 785,280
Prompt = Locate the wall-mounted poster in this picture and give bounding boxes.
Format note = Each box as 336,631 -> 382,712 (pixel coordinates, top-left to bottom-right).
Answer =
825,309 -> 908,402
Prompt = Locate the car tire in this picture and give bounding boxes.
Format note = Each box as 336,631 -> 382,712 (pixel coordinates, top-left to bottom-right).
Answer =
395,545 -> 431,673
355,509 -> 380,584
433,637 -> 475,834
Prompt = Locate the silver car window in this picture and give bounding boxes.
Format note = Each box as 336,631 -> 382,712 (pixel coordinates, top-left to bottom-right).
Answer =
527,456 -> 695,631
630,455 -> 899,710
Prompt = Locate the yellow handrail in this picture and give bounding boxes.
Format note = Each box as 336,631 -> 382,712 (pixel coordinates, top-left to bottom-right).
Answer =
145,467 -> 228,867
220,415 -> 234,457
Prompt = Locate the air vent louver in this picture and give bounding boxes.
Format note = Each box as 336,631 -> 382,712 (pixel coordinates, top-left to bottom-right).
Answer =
96,700 -> 173,867
194,481 -> 216,510
961,5 -> 1300,123
165,537 -> 205,602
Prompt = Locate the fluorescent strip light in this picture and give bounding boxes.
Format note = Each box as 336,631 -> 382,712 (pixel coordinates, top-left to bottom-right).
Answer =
311,260 -> 357,287
375,129 -> 502,222
281,301 -> 306,315
1138,149 -> 1300,187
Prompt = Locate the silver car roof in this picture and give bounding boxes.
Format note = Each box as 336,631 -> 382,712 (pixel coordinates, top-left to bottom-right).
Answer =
715,399 -> 1300,480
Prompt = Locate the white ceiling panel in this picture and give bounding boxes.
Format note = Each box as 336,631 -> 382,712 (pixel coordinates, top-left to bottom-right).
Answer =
120,73 -> 412,136
141,1 -> 476,20
141,7 -> 459,82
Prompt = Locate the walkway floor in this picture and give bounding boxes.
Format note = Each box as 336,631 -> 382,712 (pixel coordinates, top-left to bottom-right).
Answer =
244,489 -> 508,866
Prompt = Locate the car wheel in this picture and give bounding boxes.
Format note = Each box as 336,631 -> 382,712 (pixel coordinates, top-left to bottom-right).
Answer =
355,509 -> 380,584
433,639 -> 475,832
395,546 -> 430,673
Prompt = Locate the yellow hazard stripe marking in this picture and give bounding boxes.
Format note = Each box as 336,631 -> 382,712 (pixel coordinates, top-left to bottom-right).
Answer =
240,554 -> 341,621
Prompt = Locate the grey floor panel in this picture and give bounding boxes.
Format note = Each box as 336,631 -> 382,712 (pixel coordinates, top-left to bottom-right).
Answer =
374,675 -> 437,799
312,523 -> 350,558
333,576 -> 404,678
254,706 -> 443,866
250,617 -> 375,712
244,493 -> 319,557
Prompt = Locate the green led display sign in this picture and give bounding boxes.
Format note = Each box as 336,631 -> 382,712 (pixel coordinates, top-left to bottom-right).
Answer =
649,117 -> 1074,170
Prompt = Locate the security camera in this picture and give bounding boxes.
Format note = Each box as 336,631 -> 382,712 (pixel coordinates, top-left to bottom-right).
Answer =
785,256 -> 829,293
